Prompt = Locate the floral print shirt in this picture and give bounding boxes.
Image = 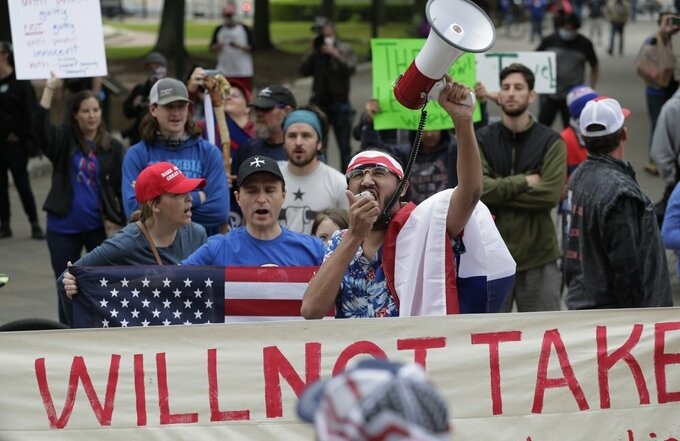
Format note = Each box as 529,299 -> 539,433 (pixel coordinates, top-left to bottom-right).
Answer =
324,230 -> 398,318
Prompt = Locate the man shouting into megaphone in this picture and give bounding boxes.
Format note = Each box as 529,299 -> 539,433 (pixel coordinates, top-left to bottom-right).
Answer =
302,79 -> 515,319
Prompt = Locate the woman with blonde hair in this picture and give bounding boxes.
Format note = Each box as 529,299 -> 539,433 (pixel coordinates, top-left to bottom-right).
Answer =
58,162 -> 207,326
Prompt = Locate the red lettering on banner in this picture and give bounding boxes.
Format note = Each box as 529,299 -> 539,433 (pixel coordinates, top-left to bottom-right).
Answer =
207,348 -> 250,421
35,355 -> 121,429
156,353 -> 198,424
470,331 -> 522,415
397,337 -> 446,369
532,329 -> 588,413
263,342 -> 321,418
655,322 -> 680,403
333,341 -> 388,375
133,354 -> 147,426
596,324 -> 649,408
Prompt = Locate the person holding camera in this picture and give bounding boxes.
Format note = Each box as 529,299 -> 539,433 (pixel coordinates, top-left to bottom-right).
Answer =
209,3 -> 254,91
299,16 -> 357,172
121,51 -> 168,145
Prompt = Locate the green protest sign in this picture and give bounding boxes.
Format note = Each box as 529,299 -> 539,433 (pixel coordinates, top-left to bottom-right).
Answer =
370,38 -> 480,131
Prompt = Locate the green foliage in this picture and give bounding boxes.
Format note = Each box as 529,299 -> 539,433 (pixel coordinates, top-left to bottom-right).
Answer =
103,19 -> 411,60
270,2 -> 412,22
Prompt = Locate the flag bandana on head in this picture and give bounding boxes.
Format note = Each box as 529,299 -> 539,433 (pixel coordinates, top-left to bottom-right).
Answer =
71,266 -> 326,328
346,151 -> 404,179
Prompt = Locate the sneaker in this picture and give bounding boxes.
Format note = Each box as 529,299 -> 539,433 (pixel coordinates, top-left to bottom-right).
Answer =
644,162 -> 660,176
0,225 -> 12,239
31,225 -> 45,240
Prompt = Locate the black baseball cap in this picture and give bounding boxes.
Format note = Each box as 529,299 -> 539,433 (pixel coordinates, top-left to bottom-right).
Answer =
236,156 -> 285,188
250,85 -> 297,110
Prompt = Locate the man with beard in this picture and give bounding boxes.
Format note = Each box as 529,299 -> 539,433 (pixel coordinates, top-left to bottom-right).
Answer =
476,63 -> 566,312
230,85 -> 297,182
278,106 -> 348,235
301,81 -> 499,319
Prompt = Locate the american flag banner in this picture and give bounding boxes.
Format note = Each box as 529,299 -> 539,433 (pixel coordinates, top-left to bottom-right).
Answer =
223,266 -> 320,322
71,265 -> 322,328
71,266 -> 225,328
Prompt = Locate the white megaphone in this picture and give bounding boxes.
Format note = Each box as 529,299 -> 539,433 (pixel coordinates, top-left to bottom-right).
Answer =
393,0 -> 496,110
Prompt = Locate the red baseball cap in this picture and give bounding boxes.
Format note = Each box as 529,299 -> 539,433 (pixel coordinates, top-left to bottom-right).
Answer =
135,162 -> 206,203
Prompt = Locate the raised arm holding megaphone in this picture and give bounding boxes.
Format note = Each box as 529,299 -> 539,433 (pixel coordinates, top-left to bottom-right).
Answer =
393,0 -> 496,110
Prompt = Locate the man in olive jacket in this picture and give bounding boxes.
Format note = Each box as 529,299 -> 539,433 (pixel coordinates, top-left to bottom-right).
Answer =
476,63 -> 566,312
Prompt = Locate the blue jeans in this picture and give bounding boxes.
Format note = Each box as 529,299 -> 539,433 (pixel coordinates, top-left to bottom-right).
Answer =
46,227 -> 106,324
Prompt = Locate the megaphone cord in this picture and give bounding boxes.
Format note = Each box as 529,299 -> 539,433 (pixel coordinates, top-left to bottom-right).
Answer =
373,105 -> 428,230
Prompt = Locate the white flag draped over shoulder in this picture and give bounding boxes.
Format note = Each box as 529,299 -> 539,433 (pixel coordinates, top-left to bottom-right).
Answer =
391,189 -> 515,316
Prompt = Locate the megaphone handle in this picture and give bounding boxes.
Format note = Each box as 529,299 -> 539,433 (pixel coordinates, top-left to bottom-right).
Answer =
428,79 -> 476,107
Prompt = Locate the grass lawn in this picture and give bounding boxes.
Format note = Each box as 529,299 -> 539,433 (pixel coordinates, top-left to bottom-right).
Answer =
104,19 -> 412,60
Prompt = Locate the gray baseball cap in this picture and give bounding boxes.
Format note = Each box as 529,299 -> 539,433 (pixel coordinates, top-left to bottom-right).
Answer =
149,78 -> 190,106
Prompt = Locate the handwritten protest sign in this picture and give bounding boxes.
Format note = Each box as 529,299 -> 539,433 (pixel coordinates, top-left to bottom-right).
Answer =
8,0 -> 108,80
371,38 -> 481,131
1,308 -> 679,440
476,51 -> 557,93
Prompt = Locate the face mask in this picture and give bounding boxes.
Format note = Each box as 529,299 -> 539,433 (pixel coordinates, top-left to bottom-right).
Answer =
150,66 -> 167,82
559,29 -> 576,41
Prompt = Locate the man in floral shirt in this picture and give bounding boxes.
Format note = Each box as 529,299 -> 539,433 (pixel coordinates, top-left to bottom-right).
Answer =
301,81 -> 484,319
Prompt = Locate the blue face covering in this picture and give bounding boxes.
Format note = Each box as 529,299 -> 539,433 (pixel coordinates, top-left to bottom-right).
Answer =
559,29 -> 577,41
283,110 -> 323,140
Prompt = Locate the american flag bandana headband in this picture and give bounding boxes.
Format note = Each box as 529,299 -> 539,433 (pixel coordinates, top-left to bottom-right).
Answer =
346,151 -> 404,180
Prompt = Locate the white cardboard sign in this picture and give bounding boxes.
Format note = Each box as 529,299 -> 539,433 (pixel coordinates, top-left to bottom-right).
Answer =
476,51 -> 557,93
8,0 -> 108,80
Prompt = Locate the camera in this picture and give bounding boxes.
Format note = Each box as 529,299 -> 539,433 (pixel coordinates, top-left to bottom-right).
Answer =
313,34 -> 325,51
203,69 -> 221,77
672,16 -> 680,26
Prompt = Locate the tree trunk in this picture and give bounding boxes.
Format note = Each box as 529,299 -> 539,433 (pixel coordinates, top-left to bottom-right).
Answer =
253,0 -> 273,50
321,0 -> 334,20
153,0 -> 187,77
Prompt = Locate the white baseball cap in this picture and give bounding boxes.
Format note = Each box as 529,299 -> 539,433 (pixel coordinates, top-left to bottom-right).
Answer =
579,97 -> 631,137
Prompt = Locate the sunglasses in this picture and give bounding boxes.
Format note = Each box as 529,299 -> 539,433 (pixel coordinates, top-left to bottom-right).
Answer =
346,165 -> 394,183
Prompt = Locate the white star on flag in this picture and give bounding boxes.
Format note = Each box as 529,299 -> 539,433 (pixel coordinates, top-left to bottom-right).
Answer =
162,278 -> 171,287
141,278 -> 150,287
183,278 -> 192,287
120,278 -> 129,287
99,278 -> 108,287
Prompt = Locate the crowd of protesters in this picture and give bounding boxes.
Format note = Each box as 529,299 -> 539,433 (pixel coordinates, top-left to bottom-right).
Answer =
2,1 -> 680,331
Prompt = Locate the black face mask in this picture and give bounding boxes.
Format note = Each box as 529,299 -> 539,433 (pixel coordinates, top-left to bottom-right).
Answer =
154,132 -> 190,147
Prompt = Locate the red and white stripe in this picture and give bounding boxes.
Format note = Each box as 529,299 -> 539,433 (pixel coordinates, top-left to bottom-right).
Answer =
346,151 -> 404,179
223,266 -> 333,322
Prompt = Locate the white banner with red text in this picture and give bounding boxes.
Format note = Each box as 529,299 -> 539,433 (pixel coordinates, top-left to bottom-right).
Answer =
1,308 -> 679,440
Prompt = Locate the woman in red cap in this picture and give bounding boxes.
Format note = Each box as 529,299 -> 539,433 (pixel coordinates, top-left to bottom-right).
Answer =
57,162 -> 208,326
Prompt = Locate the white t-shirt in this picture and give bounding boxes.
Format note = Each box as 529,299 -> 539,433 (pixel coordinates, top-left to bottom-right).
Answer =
278,161 -> 349,235
214,23 -> 254,77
